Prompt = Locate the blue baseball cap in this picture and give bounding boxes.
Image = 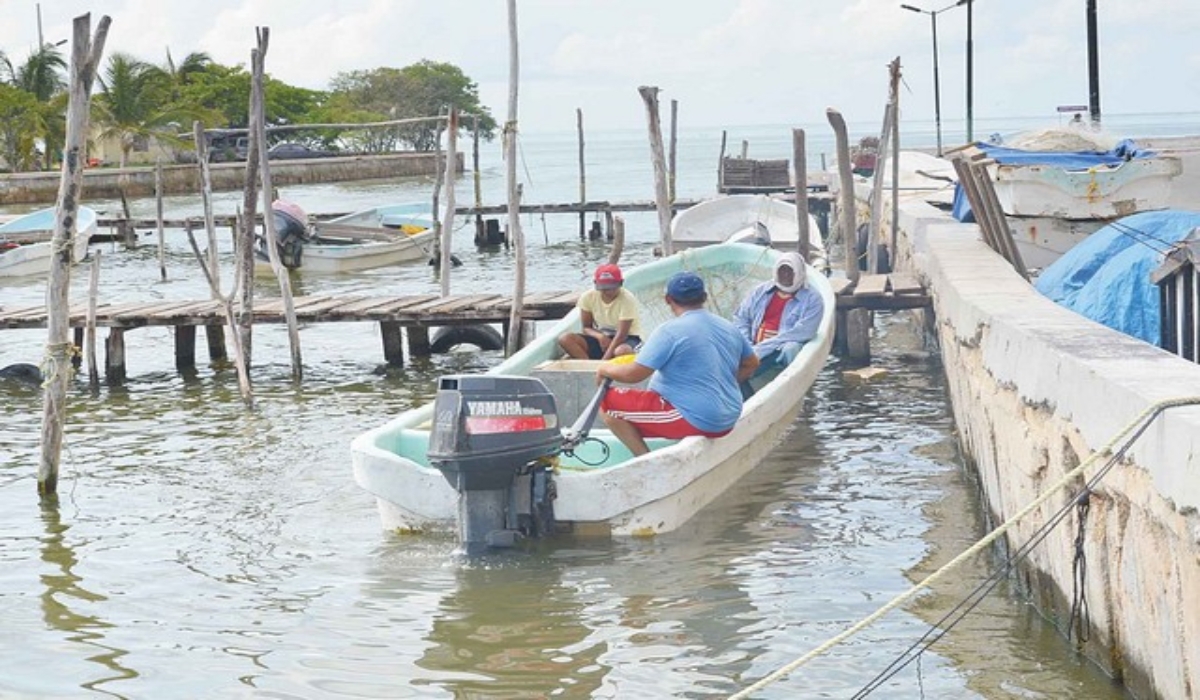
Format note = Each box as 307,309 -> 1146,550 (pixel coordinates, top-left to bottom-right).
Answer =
666,271 -> 705,302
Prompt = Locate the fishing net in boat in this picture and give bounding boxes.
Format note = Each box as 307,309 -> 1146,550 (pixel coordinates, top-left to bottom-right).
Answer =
1005,127 -> 1119,152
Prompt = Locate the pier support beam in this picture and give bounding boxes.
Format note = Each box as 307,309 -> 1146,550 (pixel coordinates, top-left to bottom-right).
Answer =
407,326 -> 431,358
205,323 -> 227,363
72,327 -> 84,370
175,326 -> 196,370
105,328 -> 126,384
380,321 -> 405,366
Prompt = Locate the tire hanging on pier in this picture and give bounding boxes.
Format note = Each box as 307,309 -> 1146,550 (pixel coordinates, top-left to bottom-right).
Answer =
429,324 -> 505,353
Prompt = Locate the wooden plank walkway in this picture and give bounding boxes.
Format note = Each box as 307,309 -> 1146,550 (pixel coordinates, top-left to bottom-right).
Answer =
0,291 -> 580,330
829,273 -> 931,310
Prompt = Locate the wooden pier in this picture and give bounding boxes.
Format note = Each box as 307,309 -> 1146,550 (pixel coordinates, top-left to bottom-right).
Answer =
0,291 -> 579,381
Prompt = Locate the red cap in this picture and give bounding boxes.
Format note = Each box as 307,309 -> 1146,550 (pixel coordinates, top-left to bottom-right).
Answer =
593,264 -> 623,289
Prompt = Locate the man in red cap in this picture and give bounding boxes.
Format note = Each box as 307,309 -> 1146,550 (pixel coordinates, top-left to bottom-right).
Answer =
557,263 -> 643,361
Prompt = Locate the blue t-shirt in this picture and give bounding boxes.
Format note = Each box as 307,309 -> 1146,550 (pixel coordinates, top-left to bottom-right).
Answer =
636,308 -> 754,432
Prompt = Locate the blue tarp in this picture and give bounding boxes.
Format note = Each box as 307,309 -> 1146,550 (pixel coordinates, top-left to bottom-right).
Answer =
951,139 -> 1155,222
1034,210 -> 1200,344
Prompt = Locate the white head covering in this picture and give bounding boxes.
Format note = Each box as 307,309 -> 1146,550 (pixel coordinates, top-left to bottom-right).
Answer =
774,252 -> 806,294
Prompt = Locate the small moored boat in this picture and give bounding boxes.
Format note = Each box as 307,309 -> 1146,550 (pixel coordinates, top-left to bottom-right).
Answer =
257,201 -> 436,273
0,206 -> 96,278
351,242 -> 836,544
670,193 -> 828,271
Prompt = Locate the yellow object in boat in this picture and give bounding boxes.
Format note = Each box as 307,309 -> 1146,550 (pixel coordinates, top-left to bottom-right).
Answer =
607,353 -> 637,365
400,224 -> 427,235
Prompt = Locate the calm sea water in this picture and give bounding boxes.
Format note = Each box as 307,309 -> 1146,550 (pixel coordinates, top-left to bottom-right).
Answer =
0,119 -> 1155,698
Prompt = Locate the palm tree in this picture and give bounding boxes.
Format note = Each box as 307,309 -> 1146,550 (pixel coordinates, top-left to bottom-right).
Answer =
93,52 -> 193,167
14,44 -> 67,101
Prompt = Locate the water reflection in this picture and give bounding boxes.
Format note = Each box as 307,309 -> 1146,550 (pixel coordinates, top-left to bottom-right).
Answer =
38,496 -> 137,693
414,552 -> 605,698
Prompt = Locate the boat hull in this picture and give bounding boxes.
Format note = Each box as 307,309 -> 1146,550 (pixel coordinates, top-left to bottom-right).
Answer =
0,206 -> 96,278
258,202 -> 434,274
351,242 -> 836,537
670,194 -> 828,270
256,231 -> 435,274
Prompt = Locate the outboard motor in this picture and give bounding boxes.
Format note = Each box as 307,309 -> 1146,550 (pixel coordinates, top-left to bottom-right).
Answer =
427,375 -> 565,549
258,200 -> 312,269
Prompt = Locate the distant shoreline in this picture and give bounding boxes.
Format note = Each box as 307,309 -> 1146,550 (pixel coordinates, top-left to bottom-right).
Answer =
0,152 -> 455,207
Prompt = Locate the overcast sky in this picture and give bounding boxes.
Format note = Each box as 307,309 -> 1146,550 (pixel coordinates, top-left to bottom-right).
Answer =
2,0 -> 1197,134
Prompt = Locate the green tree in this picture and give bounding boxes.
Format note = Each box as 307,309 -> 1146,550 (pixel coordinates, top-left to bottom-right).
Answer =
328,60 -> 496,151
0,43 -> 67,170
0,83 -> 43,171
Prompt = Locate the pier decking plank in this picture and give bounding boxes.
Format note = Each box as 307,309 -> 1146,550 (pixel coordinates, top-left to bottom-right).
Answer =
0,291 -> 580,331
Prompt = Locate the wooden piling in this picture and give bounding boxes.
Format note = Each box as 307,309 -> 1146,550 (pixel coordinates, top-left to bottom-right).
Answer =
381,322 -> 404,366
577,107 -> 586,240
176,326 -> 197,370
251,29 -> 303,381
792,128 -> 811,263
105,328 -> 126,383
155,160 -> 166,280
668,99 -> 678,204
39,13 -> 109,496
473,114 -> 484,244
86,251 -> 100,388
608,216 -> 625,265
638,85 -> 673,256
407,326 -> 430,359
503,0 -> 526,358
440,107 -> 459,297
826,108 -> 859,282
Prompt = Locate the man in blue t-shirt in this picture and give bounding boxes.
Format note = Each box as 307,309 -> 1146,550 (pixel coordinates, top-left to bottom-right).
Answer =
596,271 -> 759,456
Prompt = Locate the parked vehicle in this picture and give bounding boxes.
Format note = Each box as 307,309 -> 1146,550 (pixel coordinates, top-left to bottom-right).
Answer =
267,142 -> 332,160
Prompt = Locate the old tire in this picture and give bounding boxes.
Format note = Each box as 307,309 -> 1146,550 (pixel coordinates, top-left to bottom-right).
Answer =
429,324 -> 505,353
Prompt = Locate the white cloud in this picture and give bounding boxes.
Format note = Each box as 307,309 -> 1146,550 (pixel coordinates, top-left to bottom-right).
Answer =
2,0 -> 1196,132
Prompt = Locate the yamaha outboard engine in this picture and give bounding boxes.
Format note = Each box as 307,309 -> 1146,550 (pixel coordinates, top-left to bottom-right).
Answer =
257,200 -> 313,269
427,375 -> 565,549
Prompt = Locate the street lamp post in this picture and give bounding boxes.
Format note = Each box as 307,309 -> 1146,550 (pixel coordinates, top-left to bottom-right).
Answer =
901,2 -> 960,156
956,0 -> 974,142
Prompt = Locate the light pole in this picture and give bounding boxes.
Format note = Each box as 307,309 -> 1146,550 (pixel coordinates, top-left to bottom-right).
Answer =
956,0 -> 974,142
900,2 -> 959,156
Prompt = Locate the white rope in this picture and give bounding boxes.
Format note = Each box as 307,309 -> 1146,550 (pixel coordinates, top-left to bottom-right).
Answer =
727,395 -> 1200,699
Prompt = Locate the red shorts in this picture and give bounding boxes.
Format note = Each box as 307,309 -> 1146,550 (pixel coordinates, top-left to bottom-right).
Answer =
600,388 -> 731,440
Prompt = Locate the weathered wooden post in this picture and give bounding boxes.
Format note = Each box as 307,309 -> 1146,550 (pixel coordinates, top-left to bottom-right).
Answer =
577,107 -> 586,240
192,124 -> 228,364
472,114 -> 484,245
250,28 -> 303,380
155,159 -> 166,280
827,108 -> 858,282
638,85 -> 673,256
792,128 -> 811,264
717,130 -> 727,192
191,121 -> 252,405
439,106 -> 458,298
237,129 -> 260,365
86,250 -> 101,391
430,109 -> 446,264
503,0 -> 527,357
827,107 -> 870,360
39,13 -> 109,497
608,216 -> 625,265
890,59 -> 901,263
668,99 -> 679,205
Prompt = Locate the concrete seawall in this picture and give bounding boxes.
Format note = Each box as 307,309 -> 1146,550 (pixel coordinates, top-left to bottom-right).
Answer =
0,152 -> 453,206
894,199 -> 1200,698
